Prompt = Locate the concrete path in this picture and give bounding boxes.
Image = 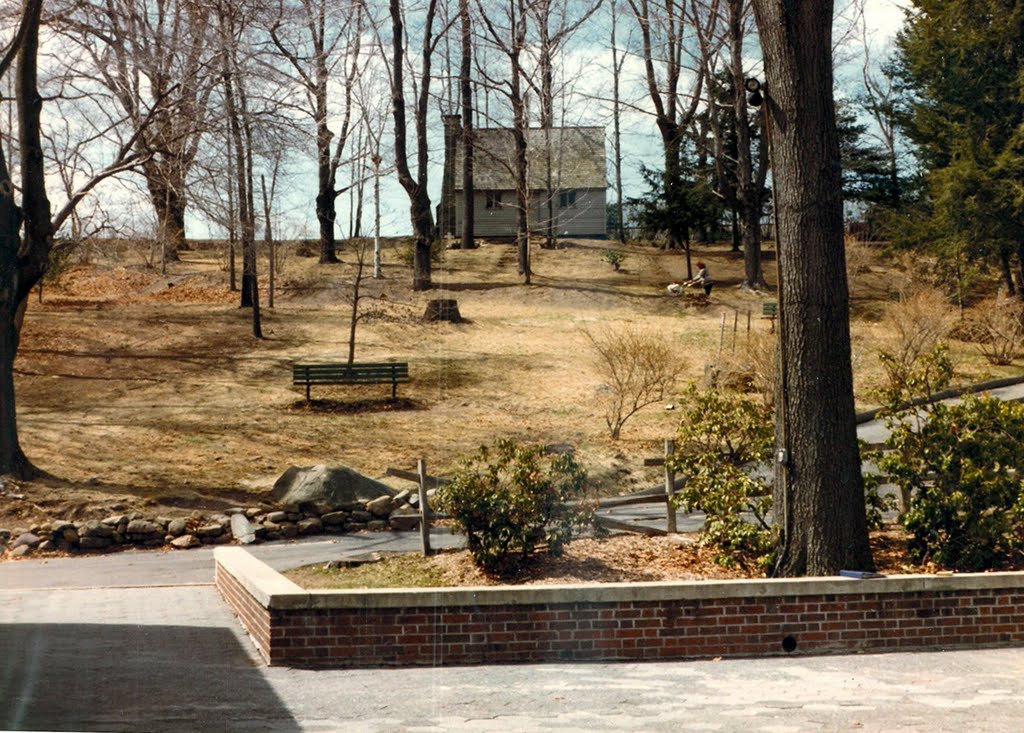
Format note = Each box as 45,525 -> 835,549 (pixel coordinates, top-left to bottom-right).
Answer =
5,528 -> 1024,731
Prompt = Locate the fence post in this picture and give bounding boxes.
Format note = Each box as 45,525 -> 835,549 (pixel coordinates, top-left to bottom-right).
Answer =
717,312 -> 726,362
664,439 -> 677,533
418,458 -> 432,556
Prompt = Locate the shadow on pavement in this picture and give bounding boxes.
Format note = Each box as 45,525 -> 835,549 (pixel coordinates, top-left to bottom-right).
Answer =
0,623 -> 299,732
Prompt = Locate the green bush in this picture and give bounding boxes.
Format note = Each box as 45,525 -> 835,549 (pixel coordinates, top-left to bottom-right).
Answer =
602,249 -> 626,270
436,440 -> 591,577
667,386 -> 775,570
874,343 -> 1024,570
879,395 -> 1024,570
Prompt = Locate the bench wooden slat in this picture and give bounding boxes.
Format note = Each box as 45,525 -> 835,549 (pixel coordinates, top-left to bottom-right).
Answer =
292,362 -> 410,400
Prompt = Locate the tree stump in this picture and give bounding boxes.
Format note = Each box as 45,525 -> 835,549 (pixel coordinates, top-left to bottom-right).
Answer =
423,299 -> 462,323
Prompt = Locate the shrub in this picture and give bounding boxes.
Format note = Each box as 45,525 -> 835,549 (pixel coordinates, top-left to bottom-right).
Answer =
667,386 -> 775,570
961,296 -> 1024,366
602,249 -> 626,271
714,329 -> 776,407
584,324 -> 685,439
879,395 -> 1024,570
435,440 -> 591,577
880,287 -> 956,393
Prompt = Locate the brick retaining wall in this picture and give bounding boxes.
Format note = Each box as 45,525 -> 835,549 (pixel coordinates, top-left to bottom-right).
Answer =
214,547 -> 1024,668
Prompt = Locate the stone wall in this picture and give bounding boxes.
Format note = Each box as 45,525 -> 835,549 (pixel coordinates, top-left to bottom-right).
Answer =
215,547 -> 1024,668
1,491 -> 424,558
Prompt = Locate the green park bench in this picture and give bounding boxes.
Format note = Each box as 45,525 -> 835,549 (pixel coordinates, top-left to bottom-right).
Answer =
292,362 -> 410,400
762,301 -> 778,330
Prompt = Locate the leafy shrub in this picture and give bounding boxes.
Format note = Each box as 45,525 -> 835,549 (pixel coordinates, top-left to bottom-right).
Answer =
584,324 -> 685,439
602,249 -> 626,270
879,395 -> 1024,570
667,386 -> 775,570
435,440 -> 590,577
873,343 -> 1024,569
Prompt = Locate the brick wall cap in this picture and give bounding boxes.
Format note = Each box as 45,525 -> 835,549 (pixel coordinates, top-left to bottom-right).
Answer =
215,548 -> 1024,611
215,546 -> 307,608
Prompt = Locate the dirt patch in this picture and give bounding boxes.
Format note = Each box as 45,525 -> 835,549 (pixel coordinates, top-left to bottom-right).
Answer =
284,528 -> 938,589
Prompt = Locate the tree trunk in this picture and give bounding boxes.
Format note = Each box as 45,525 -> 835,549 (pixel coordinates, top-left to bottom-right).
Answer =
145,173 -> 187,261
729,0 -> 765,290
1,0 -> 48,479
316,182 -> 339,264
611,0 -> 625,244
315,75 -> 339,264
390,0 -> 436,291
459,0 -> 475,250
0,306 -> 35,479
1016,243 -> 1024,301
752,0 -> 873,576
999,248 -> 1015,296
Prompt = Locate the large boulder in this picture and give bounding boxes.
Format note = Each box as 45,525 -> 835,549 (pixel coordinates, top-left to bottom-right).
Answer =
272,465 -> 396,510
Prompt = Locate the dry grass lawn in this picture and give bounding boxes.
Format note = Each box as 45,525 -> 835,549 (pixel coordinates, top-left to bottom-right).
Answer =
4,236 -> 1017,531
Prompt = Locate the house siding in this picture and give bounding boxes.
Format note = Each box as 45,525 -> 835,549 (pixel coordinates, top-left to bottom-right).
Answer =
454,188 -> 606,239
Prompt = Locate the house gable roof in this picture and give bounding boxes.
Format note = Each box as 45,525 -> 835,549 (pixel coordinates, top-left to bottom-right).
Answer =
454,126 -> 607,191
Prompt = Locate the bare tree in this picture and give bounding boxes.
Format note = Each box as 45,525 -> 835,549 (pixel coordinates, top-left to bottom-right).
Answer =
476,0 -> 532,282
216,0 -> 261,335
457,0 -> 475,249
354,62 -> 394,278
2,0 -> 151,477
344,239 -> 376,363
627,0 -> 716,267
52,0 -> 218,258
270,0 -> 367,264
609,0 -> 628,244
751,0 -> 873,576
527,0 -> 603,249
585,324 -> 685,439
384,0 -> 449,291
698,0 -> 767,289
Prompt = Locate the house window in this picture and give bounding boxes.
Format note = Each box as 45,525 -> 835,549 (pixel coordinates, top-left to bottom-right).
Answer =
559,190 -> 577,208
485,191 -> 503,209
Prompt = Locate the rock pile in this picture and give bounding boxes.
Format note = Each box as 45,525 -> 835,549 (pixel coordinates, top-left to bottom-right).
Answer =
0,488 -> 430,558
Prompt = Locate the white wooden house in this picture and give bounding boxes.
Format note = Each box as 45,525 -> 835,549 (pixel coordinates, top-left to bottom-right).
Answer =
439,120 -> 608,240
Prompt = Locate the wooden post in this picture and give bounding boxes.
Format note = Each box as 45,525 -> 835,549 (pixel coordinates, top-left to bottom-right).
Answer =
418,458 -> 432,556
717,312 -> 726,362
732,309 -> 738,351
664,439 -> 677,533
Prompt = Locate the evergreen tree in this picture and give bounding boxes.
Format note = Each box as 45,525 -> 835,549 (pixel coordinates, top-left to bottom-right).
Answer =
893,0 -> 1024,294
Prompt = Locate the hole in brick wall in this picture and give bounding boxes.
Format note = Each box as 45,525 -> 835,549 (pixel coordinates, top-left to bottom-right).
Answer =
781,635 -> 797,653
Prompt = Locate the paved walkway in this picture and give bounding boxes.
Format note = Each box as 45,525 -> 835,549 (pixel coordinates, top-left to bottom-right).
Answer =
4,528 -> 1024,732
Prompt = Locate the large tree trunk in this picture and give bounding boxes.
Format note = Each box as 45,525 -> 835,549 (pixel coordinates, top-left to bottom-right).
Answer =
145,170 -> 187,261
1,0 -> 49,479
0,303 -> 35,479
752,0 -> 873,576
315,40 -> 340,265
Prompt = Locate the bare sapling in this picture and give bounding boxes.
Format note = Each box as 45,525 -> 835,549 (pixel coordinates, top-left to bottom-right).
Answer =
584,324 -> 685,439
